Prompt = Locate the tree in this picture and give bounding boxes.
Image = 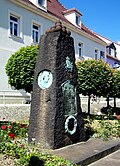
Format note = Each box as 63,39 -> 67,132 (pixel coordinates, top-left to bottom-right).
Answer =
109,69 -> 120,109
76,59 -> 113,114
6,45 -> 38,93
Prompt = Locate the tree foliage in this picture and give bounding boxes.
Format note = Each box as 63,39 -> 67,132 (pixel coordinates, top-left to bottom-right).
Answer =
76,59 -> 113,97
6,45 -> 38,93
76,59 -> 113,114
6,45 -> 120,111
109,69 -> 120,108
110,69 -> 120,98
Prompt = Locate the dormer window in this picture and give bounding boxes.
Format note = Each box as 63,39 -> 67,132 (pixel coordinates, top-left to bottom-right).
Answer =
63,8 -> 82,27
106,43 -> 116,57
38,0 -> 44,6
29,0 -> 47,10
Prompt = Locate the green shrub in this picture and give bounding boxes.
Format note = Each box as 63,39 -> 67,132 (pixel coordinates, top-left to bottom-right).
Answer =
6,45 -> 38,93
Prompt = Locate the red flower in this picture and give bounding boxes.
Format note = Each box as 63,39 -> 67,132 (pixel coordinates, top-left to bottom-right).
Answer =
1,125 -> 7,130
8,133 -> 16,139
20,124 -> 24,128
24,125 -> 27,129
2,117 -> 5,120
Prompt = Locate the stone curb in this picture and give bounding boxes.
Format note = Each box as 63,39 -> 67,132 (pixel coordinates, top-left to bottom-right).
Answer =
52,138 -> 120,165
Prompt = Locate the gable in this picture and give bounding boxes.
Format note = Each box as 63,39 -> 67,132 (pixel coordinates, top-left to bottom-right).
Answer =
107,43 -> 116,50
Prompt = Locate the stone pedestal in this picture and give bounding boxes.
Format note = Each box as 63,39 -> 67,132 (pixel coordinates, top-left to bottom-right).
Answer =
28,22 -> 85,149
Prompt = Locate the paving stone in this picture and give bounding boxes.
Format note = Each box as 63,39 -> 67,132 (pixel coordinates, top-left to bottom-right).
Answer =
52,138 -> 120,165
89,149 -> 120,166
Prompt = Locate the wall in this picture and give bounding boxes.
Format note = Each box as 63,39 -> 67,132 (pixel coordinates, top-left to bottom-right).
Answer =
115,43 -> 120,60
64,12 -> 76,26
0,0 -> 53,95
1,98 -> 120,121
73,31 -> 106,60
107,57 -> 119,68
0,105 -> 30,121
0,0 -> 106,100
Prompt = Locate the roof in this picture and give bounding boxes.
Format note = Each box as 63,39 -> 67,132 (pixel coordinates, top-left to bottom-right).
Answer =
47,0 -> 103,41
62,8 -> 83,16
81,23 -> 101,41
47,0 -> 68,22
19,0 -> 104,42
95,32 -> 120,46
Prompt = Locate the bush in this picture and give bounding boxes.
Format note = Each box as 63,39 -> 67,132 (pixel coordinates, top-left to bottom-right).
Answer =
6,45 -> 38,93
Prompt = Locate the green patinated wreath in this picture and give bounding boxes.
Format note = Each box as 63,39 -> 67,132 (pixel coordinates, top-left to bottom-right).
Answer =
65,115 -> 77,135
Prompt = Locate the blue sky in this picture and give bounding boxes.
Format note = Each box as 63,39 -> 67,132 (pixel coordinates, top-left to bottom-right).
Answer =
60,0 -> 120,42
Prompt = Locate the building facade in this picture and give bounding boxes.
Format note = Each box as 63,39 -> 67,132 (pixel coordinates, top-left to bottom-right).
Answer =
0,0 -> 106,103
96,34 -> 120,68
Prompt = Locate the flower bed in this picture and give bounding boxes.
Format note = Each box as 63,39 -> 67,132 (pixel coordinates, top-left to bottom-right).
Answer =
0,119 -> 75,166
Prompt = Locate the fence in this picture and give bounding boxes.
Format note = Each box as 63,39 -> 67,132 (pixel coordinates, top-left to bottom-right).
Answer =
0,91 -> 31,105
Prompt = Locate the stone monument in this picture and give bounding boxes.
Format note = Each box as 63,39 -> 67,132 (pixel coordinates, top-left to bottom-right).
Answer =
28,22 -> 85,149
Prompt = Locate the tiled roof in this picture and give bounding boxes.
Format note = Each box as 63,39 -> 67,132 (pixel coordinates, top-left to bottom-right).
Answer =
20,0 -> 104,42
47,0 -> 67,20
47,0 -> 103,41
81,23 -> 101,40
62,8 -> 83,16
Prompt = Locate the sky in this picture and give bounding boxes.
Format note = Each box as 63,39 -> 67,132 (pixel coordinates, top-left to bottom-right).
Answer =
59,0 -> 120,42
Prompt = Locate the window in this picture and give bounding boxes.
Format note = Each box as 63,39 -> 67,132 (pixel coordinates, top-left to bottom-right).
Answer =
110,48 -> 116,57
32,24 -> 40,43
38,0 -> 44,6
95,49 -> 98,60
76,15 -> 79,25
100,51 -> 105,59
78,43 -> 83,57
10,15 -> 20,36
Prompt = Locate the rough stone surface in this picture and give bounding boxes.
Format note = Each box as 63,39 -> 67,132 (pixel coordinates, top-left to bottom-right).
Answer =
28,23 -> 85,149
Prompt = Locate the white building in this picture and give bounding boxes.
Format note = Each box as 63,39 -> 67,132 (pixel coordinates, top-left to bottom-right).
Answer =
96,33 -> 120,68
0,0 -> 106,103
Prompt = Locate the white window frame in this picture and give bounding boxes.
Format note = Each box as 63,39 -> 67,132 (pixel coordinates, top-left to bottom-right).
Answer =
37,0 -> 47,10
8,10 -> 22,39
78,42 -> 84,57
94,49 -> 99,60
32,24 -> 39,43
31,20 -> 42,44
10,15 -> 19,36
110,48 -> 115,57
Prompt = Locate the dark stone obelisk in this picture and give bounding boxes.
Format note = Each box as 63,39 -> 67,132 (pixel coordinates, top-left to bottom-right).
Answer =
28,22 -> 85,149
